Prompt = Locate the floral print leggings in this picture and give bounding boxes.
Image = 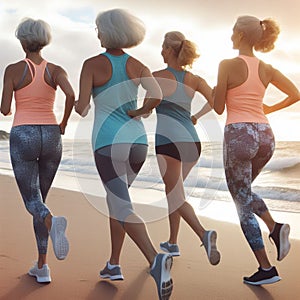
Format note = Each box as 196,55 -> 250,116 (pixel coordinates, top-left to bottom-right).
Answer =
224,123 -> 275,251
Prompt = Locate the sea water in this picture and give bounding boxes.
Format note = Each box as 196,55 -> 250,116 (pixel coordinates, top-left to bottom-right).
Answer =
1,139 -> 299,213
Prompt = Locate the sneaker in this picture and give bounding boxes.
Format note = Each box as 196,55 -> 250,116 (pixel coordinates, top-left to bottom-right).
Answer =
150,253 -> 173,300
100,262 -> 124,281
201,230 -> 220,265
160,241 -> 180,256
243,267 -> 281,285
28,263 -> 51,283
269,223 -> 291,261
49,216 -> 69,260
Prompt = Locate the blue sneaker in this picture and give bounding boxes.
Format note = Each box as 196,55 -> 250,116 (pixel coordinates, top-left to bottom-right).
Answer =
202,230 -> 220,265
150,254 -> 173,300
160,241 -> 180,256
100,262 -> 124,281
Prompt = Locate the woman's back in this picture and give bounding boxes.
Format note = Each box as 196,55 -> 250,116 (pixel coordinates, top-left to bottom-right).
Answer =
12,58 -> 57,126
90,52 -> 147,151
225,55 -> 269,125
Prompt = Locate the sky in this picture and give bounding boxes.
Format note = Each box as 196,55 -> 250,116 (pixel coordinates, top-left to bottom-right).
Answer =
0,0 -> 300,140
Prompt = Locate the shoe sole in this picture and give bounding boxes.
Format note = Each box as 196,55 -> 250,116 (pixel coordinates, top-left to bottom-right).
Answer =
206,231 -> 221,265
100,274 -> 124,281
160,246 -> 180,257
243,275 -> 281,286
50,217 -> 69,260
278,224 -> 290,261
150,254 -> 173,300
28,271 -> 51,283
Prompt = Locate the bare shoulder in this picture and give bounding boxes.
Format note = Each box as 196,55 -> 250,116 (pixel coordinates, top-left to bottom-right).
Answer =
152,69 -> 173,79
221,57 -> 240,68
187,71 -> 206,83
83,54 -> 108,68
46,62 -> 67,80
259,60 -> 274,74
5,60 -> 26,75
127,56 -> 147,73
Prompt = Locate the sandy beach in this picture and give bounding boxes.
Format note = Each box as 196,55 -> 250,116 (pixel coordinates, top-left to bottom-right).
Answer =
1,174 -> 299,300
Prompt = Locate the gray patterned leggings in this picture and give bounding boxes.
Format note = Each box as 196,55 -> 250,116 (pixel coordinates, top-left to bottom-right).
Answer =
10,125 -> 62,254
224,123 -> 275,251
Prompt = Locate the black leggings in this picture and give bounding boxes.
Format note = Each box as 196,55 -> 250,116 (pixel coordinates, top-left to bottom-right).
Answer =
94,143 -> 147,223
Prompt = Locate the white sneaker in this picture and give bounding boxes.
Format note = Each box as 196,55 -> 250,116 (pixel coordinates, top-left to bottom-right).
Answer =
28,263 -> 51,283
49,216 -> 69,260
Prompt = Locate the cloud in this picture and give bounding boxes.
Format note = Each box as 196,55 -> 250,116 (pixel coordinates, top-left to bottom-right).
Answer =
1,0 -> 300,129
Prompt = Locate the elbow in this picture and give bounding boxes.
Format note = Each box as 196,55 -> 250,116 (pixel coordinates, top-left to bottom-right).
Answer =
293,91 -> 300,103
213,105 -> 224,115
75,106 -> 84,116
152,98 -> 162,108
1,108 -> 10,116
75,102 -> 90,117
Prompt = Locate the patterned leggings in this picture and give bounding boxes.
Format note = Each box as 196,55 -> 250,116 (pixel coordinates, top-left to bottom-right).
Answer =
224,123 -> 275,251
10,125 -> 62,254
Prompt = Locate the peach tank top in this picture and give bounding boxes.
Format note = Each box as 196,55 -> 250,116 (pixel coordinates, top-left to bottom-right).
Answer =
225,55 -> 269,125
13,59 -> 57,127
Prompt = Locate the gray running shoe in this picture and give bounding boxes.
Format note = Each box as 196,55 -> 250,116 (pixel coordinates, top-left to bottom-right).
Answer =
202,230 -> 221,265
160,241 -> 180,256
100,262 -> 124,281
49,216 -> 69,260
28,263 -> 51,283
150,253 -> 173,300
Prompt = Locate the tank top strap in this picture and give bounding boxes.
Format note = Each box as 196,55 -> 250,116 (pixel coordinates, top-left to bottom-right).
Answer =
101,52 -> 130,84
15,61 -> 30,90
166,67 -> 186,83
238,55 -> 260,78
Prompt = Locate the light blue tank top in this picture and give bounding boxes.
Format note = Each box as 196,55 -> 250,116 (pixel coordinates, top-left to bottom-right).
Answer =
155,67 -> 200,146
92,52 -> 147,151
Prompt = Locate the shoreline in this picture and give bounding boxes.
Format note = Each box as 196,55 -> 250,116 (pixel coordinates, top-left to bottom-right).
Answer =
1,173 -> 300,299
1,168 -> 299,240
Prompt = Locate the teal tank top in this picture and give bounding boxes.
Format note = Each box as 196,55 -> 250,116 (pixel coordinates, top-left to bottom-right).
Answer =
91,52 -> 147,151
155,67 -> 200,146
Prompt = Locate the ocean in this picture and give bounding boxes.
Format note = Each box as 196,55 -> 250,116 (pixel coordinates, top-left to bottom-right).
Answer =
1,138 -> 300,216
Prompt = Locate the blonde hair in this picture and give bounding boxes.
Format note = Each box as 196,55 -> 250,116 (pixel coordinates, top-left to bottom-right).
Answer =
235,15 -> 280,52
15,18 -> 51,52
164,31 -> 200,68
95,8 -> 145,49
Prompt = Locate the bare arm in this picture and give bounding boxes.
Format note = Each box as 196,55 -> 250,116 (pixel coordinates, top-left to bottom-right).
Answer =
54,67 -> 75,134
0,66 -> 14,116
213,60 -> 228,115
191,76 -> 213,123
127,67 -> 162,118
75,60 -> 93,117
264,69 -> 300,114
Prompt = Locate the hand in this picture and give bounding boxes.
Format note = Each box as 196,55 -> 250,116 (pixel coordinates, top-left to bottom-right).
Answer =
59,123 -> 66,135
142,109 -> 153,118
191,115 -> 197,125
127,109 -> 141,120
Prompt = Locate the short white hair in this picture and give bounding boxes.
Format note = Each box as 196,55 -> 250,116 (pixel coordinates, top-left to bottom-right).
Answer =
15,18 -> 51,52
95,8 -> 145,49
